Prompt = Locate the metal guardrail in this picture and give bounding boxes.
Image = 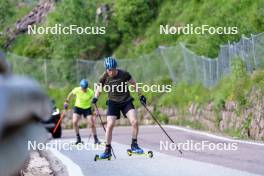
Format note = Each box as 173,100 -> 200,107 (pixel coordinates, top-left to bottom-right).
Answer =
0,51 -> 52,176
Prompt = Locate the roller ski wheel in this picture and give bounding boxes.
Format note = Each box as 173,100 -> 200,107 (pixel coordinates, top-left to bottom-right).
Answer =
94,141 -> 106,147
94,154 -> 112,161
147,151 -> 153,158
126,149 -> 153,158
94,155 -> 99,161
127,149 -> 132,156
99,142 -> 106,146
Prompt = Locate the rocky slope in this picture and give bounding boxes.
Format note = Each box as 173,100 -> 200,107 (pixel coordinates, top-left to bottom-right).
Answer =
158,86 -> 264,140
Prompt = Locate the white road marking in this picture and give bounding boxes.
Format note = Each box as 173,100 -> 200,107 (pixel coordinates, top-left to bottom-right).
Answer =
48,147 -> 85,176
164,125 -> 264,146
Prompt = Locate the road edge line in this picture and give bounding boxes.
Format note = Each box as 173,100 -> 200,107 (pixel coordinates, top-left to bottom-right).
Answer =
164,125 -> 264,146
47,147 -> 85,176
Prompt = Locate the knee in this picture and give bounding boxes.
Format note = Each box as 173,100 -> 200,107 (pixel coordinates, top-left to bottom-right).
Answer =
131,119 -> 138,127
107,122 -> 115,130
72,118 -> 78,125
73,121 -> 78,126
90,123 -> 95,128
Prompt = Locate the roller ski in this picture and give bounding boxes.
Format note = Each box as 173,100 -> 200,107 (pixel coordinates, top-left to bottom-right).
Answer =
94,146 -> 112,161
127,143 -> 153,158
127,149 -> 153,158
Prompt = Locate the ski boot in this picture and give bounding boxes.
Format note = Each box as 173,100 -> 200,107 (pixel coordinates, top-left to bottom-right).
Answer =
72,135 -> 83,145
94,150 -> 112,161
94,145 -> 112,161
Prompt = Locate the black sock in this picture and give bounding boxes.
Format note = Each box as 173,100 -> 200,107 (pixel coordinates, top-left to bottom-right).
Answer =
93,135 -> 98,141
76,133 -> 81,140
132,138 -> 137,145
106,144 -> 111,152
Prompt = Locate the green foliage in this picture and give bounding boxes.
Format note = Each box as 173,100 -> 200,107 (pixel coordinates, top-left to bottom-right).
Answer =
215,110 -> 222,128
251,70 -> 264,92
151,58 -> 264,115
158,113 -> 169,124
115,0 -> 264,58
10,0 -> 121,60
211,58 -> 250,110
6,0 -> 264,60
114,0 -> 161,36
0,0 -> 35,30
47,86 -> 73,109
0,0 -> 14,30
229,58 -> 250,107
152,110 -> 169,124
224,128 -> 241,138
0,0 -> 34,48
243,113 -> 253,132
231,58 -> 248,80
157,82 -> 210,109
171,118 -> 204,130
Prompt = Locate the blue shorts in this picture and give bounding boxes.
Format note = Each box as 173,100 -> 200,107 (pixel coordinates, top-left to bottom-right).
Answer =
107,99 -> 135,119
73,106 -> 92,117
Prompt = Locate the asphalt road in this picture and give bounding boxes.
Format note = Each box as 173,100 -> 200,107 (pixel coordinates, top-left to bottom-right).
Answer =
47,125 -> 264,176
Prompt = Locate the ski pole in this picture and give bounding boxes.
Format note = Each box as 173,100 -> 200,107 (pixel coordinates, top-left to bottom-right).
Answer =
53,111 -> 65,134
87,133 -> 92,143
87,116 -> 96,143
94,104 -> 117,159
141,102 -> 183,154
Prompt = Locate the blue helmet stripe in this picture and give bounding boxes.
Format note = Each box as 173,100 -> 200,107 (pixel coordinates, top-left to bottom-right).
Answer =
104,56 -> 117,69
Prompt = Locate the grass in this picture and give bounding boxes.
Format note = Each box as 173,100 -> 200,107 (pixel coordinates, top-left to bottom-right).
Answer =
170,118 -> 205,130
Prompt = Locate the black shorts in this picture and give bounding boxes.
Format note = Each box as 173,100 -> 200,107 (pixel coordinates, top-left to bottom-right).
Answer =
73,106 -> 92,117
107,99 -> 135,119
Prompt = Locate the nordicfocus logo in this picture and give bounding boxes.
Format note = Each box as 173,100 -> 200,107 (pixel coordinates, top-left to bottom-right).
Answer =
28,140 -> 105,151
27,24 -> 106,35
94,83 -> 172,93
160,140 -> 238,151
160,24 -> 238,35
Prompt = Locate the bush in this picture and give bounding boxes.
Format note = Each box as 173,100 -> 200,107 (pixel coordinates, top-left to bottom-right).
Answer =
114,0 -> 161,36
157,82 -> 210,109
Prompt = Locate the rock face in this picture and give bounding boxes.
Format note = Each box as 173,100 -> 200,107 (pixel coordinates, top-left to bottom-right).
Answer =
5,0 -> 55,48
159,86 -> 264,141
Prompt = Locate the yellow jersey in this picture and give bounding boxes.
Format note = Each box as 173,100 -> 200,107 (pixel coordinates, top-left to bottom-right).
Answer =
70,87 -> 94,109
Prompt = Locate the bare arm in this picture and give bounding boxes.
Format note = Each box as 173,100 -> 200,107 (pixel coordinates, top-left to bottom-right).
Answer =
94,72 -> 106,99
94,84 -> 101,98
65,92 -> 74,103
